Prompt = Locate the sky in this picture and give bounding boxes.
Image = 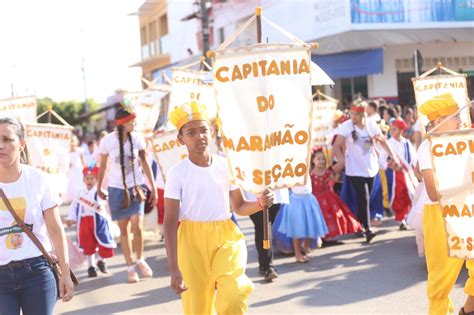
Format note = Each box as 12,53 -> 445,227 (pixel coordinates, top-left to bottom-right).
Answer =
0,0 -> 145,104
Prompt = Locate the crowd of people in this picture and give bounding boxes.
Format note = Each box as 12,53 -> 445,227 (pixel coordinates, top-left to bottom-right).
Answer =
1,92 -> 473,315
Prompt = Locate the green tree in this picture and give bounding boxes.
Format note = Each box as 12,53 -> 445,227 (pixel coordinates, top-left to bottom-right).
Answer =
37,98 -> 99,126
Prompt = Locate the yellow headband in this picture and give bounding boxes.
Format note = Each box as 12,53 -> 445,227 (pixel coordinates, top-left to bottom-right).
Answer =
168,101 -> 209,130
419,93 -> 459,122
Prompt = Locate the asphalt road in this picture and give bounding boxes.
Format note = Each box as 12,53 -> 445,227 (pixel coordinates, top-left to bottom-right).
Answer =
55,209 -> 468,315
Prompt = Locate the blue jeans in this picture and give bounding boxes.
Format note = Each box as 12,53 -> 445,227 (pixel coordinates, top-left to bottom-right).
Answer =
0,255 -> 57,315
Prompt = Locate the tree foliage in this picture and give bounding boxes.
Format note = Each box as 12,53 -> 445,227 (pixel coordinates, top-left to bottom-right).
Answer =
37,97 -> 100,126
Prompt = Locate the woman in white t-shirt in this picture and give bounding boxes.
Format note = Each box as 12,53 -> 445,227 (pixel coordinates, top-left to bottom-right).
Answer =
97,106 -> 157,284
0,117 -> 75,315
333,101 -> 400,243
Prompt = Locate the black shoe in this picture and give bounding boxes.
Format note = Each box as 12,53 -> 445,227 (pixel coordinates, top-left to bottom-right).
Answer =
399,222 -> 408,231
264,267 -> 278,282
97,261 -> 107,274
321,239 -> 344,247
384,208 -> 394,218
258,266 -> 266,276
366,230 -> 377,243
88,266 -> 98,277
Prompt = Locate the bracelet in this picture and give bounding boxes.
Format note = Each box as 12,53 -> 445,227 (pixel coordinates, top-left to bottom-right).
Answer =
257,197 -> 264,209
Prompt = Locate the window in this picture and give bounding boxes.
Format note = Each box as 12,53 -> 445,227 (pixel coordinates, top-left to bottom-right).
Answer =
218,27 -> 225,44
140,26 -> 149,60
149,20 -> 157,56
341,76 -> 368,106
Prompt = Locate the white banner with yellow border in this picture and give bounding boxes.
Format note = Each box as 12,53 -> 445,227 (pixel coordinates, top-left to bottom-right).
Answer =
25,123 -> 73,194
125,87 -> 169,138
412,74 -> 470,134
312,99 -> 337,146
430,129 -> 474,259
212,44 -> 313,194
168,68 -> 217,129
0,96 -> 37,124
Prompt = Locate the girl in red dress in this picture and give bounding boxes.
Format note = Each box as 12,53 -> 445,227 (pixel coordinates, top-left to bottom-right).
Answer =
310,148 -> 362,239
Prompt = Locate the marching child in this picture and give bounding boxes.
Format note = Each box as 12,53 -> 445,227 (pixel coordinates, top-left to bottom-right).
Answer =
163,101 -> 273,315
385,117 -> 418,230
310,148 -> 362,240
66,165 -> 116,277
277,179 -> 328,263
417,93 -> 474,314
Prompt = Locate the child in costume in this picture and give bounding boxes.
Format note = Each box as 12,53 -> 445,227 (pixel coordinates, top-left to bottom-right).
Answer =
418,93 -> 474,315
310,148 -> 362,239
385,117 -> 418,230
163,101 -> 273,315
278,180 -> 328,262
66,165 -> 116,277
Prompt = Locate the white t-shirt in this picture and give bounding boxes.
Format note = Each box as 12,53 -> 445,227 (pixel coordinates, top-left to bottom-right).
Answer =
99,132 -> 146,189
164,155 -> 238,222
336,119 -> 381,177
417,140 -> 436,205
0,165 -> 62,266
291,180 -> 313,195
387,136 -> 418,169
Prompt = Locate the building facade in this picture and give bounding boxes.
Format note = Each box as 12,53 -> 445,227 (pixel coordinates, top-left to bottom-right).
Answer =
133,0 -> 474,107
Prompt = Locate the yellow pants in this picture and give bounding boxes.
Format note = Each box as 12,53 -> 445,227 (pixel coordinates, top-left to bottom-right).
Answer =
423,204 -> 474,315
178,220 -> 254,315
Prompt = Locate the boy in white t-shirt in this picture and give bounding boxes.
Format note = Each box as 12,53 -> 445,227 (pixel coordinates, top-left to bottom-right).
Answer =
163,101 -> 273,315
417,93 -> 474,315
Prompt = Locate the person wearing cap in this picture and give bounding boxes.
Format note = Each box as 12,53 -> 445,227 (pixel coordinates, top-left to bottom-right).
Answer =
333,100 -> 400,243
163,101 -> 273,315
417,93 -> 474,315
66,165 -> 116,277
97,105 -> 157,283
383,117 -> 418,230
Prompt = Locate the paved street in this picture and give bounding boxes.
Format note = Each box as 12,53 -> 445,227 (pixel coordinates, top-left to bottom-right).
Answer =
56,210 -> 468,315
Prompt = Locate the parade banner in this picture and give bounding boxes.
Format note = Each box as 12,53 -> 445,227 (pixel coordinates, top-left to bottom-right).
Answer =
125,86 -> 169,138
213,44 -> 313,193
148,130 -> 219,180
168,68 -> 218,129
430,129 -> 474,259
413,74 -> 470,134
0,96 -> 37,124
25,123 -> 73,194
312,99 -> 337,146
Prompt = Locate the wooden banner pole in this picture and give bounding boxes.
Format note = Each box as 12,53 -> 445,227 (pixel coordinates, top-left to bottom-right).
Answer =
47,105 -> 52,124
255,6 -> 270,250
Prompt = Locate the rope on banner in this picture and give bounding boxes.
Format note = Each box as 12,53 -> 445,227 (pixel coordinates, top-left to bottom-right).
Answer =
419,62 -> 460,78
36,107 -> 71,127
313,89 -> 339,103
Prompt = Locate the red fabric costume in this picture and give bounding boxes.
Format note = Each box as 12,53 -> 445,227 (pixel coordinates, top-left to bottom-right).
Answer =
311,170 -> 362,238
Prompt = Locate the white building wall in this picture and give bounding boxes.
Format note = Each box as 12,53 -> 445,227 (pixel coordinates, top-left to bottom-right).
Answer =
368,41 -> 474,99
167,1 -> 200,63
212,0 -> 350,48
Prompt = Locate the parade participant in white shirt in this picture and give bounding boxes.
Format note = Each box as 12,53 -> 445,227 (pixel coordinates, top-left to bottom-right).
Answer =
0,117 -> 74,315
333,100 -> 400,243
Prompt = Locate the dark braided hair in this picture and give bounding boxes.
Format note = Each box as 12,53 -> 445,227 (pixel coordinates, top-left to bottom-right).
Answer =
115,107 -> 134,208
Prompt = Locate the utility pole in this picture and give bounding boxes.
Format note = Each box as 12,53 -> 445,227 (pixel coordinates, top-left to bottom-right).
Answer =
200,0 -> 211,64
81,56 -> 89,112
